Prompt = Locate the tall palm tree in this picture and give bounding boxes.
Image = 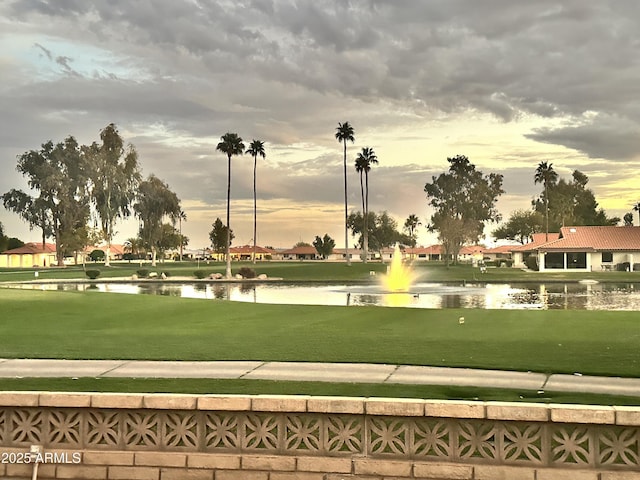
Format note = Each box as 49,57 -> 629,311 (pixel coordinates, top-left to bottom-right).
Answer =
404,214 -> 422,245
355,147 -> 378,263
534,161 -> 558,241
246,140 -> 266,264
178,209 -> 186,261
633,202 -> 640,226
216,132 -> 245,278
335,122 -> 355,265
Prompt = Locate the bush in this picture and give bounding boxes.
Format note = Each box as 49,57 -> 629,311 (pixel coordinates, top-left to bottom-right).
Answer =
238,267 -> 257,279
194,270 -> 207,279
85,269 -> 101,279
89,249 -> 105,262
484,260 -> 497,267
499,259 -> 514,268
137,268 -> 150,278
524,256 -> 539,271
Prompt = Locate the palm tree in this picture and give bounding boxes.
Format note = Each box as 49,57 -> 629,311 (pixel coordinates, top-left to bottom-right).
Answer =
216,132 -> 245,278
246,140 -> 266,264
178,209 -> 186,261
335,122 -> 355,265
534,161 -> 558,241
355,147 -> 378,263
633,202 -> 640,226
404,214 -> 422,247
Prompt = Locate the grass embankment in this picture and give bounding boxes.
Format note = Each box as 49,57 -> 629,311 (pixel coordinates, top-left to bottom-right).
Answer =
1,289 -> 639,377
1,378 -> 639,406
2,260 -> 640,283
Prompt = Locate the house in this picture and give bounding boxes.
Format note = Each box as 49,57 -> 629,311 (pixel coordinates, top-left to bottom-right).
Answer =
512,227 -> 640,272
228,245 -> 275,261
405,245 -> 444,261
483,245 -> 514,263
511,233 -> 561,269
328,248 -> 363,261
0,242 -> 57,268
458,245 -> 485,263
85,244 -> 126,262
281,245 -> 321,260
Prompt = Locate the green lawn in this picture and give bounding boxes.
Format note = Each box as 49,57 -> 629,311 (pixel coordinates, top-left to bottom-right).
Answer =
1,288 -> 639,377
2,260 -> 640,283
1,377 -> 639,406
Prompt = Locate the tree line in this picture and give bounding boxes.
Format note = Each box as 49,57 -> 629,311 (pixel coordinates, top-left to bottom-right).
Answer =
2,124 -> 183,267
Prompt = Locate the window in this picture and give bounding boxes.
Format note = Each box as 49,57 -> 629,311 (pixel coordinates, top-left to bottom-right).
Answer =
602,252 -> 613,263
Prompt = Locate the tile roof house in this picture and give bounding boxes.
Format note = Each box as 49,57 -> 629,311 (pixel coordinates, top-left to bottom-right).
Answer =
281,245 -> 321,260
511,226 -> 640,271
0,242 -> 57,268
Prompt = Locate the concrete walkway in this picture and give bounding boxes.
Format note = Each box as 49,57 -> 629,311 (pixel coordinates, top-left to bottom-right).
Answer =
1,359 -> 639,397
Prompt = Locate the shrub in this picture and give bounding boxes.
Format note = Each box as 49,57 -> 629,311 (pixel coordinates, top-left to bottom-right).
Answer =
484,260 -> 497,267
194,270 -> 207,279
89,249 -> 105,262
137,268 -> 149,278
85,269 -> 101,279
499,259 -> 514,268
238,267 -> 257,279
524,255 -> 539,271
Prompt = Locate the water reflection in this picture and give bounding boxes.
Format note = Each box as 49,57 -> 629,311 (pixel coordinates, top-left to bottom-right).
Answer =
6,281 -> 640,310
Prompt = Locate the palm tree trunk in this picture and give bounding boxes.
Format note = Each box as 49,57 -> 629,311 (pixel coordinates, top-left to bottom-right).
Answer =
253,154 -> 257,265
179,216 -> 183,261
343,141 -> 350,266
359,171 -> 366,263
545,184 -> 549,242
225,154 -> 232,278
363,171 -> 369,264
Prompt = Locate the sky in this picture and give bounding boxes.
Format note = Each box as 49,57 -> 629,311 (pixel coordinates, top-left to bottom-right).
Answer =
1,1 -> 640,251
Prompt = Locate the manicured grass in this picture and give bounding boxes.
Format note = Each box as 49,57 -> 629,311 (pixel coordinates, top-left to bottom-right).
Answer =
2,260 -> 640,283
1,377 -> 638,405
1,289 -> 639,377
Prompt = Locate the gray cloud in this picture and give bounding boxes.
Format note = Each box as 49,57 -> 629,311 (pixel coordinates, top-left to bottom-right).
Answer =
3,0 -> 640,244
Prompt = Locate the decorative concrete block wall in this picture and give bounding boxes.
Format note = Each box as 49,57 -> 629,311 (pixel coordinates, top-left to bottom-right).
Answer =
1,392 -> 640,479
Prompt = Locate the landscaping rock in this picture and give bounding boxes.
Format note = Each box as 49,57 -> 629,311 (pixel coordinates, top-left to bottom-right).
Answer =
149,272 -> 158,278
258,274 -> 267,280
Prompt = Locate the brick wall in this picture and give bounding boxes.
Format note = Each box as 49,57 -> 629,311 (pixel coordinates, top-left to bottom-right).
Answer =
1,392 -> 640,479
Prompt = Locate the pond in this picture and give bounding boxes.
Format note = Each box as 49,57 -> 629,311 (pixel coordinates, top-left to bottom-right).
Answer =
6,281 -> 640,310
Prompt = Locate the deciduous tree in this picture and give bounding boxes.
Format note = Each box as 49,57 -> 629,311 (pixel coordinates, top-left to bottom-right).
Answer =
134,175 -> 182,267
2,136 -> 90,265
313,234 -> 336,259
86,123 -> 141,267
209,217 -> 234,255
424,155 -> 504,265
493,210 -> 544,244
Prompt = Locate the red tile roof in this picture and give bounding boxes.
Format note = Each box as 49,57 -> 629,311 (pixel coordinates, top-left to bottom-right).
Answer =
540,226 -> 640,251
511,233 -> 561,252
405,245 -> 443,255
484,245 -> 515,254
229,245 -> 276,254
1,242 -> 56,255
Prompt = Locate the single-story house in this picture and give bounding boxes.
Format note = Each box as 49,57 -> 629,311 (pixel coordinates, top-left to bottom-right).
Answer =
84,244 -> 126,261
228,245 -> 275,261
405,245 -> 444,261
0,242 -> 57,268
483,245 -> 514,262
281,245 -> 322,260
327,248 -> 363,261
512,226 -> 640,272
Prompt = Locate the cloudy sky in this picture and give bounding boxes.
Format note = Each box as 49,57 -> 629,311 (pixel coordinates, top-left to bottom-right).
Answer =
1,1 -> 640,250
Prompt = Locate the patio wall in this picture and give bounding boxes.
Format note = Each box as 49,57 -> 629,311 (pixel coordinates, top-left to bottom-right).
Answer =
1,392 -> 640,479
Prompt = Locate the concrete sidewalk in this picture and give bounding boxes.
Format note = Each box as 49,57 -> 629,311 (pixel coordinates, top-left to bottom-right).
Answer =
1,359 -> 639,397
